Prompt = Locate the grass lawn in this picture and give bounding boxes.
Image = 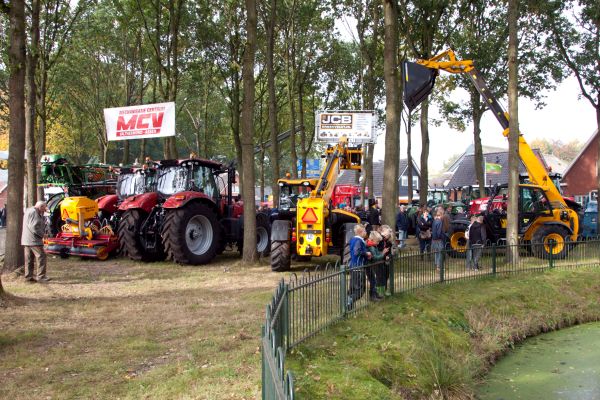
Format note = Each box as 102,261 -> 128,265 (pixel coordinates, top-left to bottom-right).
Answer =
0,253 -> 293,400
287,267 -> 600,399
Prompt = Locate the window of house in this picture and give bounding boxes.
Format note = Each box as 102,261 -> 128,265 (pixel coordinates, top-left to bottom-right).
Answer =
401,176 -> 408,186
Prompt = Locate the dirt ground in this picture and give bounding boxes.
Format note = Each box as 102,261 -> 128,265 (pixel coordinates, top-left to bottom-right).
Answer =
0,252 -> 306,400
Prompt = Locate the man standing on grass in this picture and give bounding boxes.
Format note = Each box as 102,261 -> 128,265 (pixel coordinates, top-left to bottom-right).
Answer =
21,201 -> 50,283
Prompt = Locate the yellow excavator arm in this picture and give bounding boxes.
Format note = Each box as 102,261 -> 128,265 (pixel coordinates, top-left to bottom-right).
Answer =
409,49 -> 565,207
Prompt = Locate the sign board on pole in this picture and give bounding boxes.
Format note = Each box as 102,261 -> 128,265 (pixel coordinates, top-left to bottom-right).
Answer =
104,102 -> 175,141
315,110 -> 376,144
297,159 -> 321,178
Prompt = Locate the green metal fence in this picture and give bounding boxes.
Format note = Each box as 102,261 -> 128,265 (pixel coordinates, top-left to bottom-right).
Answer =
261,238 -> 600,399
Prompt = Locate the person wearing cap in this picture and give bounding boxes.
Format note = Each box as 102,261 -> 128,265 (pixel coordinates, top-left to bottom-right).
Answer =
21,201 -> 50,283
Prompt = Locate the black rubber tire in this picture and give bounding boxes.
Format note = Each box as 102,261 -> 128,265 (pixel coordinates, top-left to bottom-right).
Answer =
448,230 -> 468,258
531,224 -> 570,259
118,209 -> 165,262
271,240 -> 291,272
256,217 -> 271,257
162,202 -> 221,265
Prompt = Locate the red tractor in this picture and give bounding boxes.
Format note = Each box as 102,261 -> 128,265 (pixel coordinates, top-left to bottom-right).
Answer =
96,162 -> 160,232
117,157 -> 270,265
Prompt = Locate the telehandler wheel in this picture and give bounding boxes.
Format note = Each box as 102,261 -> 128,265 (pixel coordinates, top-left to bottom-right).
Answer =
448,230 -> 468,258
532,225 -> 570,259
118,209 -> 165,262
162,202 -> 221,265
271,240 -> 291,272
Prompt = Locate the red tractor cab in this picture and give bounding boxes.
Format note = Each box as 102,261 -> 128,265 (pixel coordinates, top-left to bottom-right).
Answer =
118,157 -> 270,265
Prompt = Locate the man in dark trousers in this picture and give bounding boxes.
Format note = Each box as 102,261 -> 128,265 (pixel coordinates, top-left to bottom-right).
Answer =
396,205 -> 409,248
468,214 -> 487,270
21,201 -> 50,283
367,198 -> 380,233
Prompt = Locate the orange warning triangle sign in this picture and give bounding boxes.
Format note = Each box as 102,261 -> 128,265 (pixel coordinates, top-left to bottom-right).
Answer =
62,208 -> 69,220
301,208 -> 318,223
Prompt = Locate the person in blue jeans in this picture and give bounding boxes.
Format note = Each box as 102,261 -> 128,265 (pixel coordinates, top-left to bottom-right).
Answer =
396,205 -> 409,248
431,209 -> 445,271
347,224 -> 372,309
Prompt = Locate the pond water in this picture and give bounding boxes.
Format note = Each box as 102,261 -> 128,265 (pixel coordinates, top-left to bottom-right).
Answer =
477,322 -> 600,400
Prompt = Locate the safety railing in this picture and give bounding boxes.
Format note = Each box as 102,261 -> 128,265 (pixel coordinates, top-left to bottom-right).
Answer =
261,237 -> 600,399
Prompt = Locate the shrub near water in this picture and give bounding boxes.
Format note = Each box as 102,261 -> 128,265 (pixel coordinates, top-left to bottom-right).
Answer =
287,269 -> 600,399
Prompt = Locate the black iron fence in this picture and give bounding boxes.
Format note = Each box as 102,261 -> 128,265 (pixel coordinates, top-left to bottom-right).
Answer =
261,238 -> 600,399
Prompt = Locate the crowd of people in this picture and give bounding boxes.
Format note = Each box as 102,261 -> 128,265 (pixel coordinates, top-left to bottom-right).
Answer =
344,200 -> 488,308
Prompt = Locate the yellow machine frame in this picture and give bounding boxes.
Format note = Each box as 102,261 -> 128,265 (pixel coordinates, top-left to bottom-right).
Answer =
278,136 -> 363,257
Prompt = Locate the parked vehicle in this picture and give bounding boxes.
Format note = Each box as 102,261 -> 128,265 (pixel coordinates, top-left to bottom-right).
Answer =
404,50 -> 580,258
118,156 -> 270,265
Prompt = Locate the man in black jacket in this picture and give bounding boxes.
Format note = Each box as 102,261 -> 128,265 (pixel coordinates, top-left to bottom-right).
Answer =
468,215 -> 487,270
367,198 -> 380,232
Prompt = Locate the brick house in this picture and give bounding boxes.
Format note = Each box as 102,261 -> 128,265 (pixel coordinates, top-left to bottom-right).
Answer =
561,129 -> 599,204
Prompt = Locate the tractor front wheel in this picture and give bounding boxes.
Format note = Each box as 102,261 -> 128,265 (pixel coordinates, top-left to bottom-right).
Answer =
118,209 -> 165,262
162,203 -> 221,265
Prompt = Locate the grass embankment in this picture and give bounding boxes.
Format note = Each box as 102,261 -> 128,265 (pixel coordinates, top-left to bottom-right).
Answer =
287,268 -> 600,399
0,253 -> 288,400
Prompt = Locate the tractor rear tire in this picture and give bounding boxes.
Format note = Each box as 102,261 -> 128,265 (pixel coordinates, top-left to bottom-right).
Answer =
532,225 -> 570,259
162,202 -> 221,265
271,240 -> 291,272
118,209 -> 165,262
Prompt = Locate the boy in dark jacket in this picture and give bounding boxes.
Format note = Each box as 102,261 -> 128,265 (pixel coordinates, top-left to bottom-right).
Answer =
366,231 -> 389,301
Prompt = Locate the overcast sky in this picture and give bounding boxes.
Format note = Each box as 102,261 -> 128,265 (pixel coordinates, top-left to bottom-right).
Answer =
333,17 -> 598,174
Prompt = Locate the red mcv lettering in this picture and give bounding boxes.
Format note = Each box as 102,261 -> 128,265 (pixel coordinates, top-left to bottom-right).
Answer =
117,112 -> 164,131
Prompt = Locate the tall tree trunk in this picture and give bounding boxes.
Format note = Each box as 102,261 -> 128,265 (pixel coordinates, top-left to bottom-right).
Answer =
25,0 -> 40,207
286,51 -> 298,178
232,73 -> 243,192
362,0 -> 379,206
419,99 -> 429,206
265,0 -> 280,203
122,141 -> 130,165
298,82 -> 306,177
596,103 -> 600,234
5,0 -> 27,271
241,0 -> 258,263
139,139 -> 146,161
472,98 -> 485,197
382,0 -> 400,227
507,0 -> 520,262
407,111 -> 413,203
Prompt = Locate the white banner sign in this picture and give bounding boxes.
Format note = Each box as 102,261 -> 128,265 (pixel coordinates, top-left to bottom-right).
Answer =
315,110 -> 375,144
104,102 -> 175,141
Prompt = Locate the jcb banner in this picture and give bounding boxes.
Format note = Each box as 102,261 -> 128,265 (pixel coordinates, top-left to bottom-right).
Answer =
315,110 -> 375,144
104,102 -> 175,141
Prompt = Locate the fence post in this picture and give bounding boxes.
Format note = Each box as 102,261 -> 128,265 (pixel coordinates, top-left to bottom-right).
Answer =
283,284 -> 290,352
340,264 -> 347,317
549,240 -> 555,269
389,253 -> 396,295
440,249 -> 445,283
492,244 -> 497,275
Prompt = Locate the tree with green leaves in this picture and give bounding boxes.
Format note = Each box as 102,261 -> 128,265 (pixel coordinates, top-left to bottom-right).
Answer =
398,0 -> 460,206
546,0 -> 600,232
